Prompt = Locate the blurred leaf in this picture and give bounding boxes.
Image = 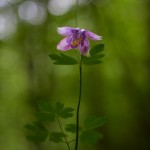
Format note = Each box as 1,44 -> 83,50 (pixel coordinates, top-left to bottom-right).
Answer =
84,116 -> 107,130
65,124 -> 82,133
55,102 -> 64,114
80,131 -> 103,144
49,53 -> 78,65
25,122 -> 48,142
36,112 -> 55,122
60,107 -> 74,118
55,102 -> 74,119
37,101 -> 54,112
90,44 -> 104,56
49,132 -> 67,143
82,58 -> 102,65
36,101 -> 55,122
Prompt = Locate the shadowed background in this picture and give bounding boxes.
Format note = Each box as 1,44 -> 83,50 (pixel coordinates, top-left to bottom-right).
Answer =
0,0 -> 150,150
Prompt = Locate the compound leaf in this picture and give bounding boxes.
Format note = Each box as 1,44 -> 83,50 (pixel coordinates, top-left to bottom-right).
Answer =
49,132 -> 67,143
36,101 -> 55,122
82,44 -> 105,65
49,53 -> 78,65
25,122 -> 48,143
55,102 -> 64,115
60,107 -> 74,118
36,112 -> 55,122
37,101 -> 54,112
80,131 -> 103,144
84,116 -> 107,130
65,124 -> 82,133
90,44 -> 104,56
55,102 -> 74,119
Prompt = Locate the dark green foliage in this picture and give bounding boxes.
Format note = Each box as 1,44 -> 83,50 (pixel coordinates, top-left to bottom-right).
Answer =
25,101 -> 75,144
35,101 -> 74,122
37,101 -> 54,112
36,101 -> 55,122
36,112 -> 55,122
25,102 -> 106,147
79,115 -> 107,144
65,124 -> 82,133
90,44 -> 104,56
84,116 -> 107,130
49,132 -> 67,143
55,102 -> 64,114
82,44 -> 105,65
80,131 -> 103,144
24,122 -> 49,142
55,102 -> 74,118
49,53 -> 78,65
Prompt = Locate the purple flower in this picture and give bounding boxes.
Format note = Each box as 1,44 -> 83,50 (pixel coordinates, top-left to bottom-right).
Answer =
57,27 -> 102,55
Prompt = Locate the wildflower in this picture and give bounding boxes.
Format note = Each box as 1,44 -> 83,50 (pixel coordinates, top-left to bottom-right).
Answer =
57,27 -> 102,55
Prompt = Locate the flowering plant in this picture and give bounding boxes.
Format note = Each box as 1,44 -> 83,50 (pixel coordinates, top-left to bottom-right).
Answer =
25,26 -> 106,150
25,1 -> 106,150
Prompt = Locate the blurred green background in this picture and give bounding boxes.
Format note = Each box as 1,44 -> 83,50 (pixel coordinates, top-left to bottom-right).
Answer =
0,0 -> 150,150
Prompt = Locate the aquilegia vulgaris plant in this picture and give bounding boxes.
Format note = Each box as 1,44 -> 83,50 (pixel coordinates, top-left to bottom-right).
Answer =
24,0 -> 106,150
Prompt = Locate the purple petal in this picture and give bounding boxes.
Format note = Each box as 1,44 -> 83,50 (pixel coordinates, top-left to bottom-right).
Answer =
85,30 -> 102,40
79,38 -> 90,55
66,35 -> 73,43
57,27 -> 77,36
57,37 -> 72,51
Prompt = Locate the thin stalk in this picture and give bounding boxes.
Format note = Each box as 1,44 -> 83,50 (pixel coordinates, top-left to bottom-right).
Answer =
75,58 -> 82,150
75,1 -> 81,150
56,117 -> 71,150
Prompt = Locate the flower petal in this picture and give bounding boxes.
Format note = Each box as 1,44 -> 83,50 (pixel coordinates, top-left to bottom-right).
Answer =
79,38 -> 90,55
57,27 -> 77,36
66,35 -> 73,43
86,30 -> 102,40
57,37 -> 72,51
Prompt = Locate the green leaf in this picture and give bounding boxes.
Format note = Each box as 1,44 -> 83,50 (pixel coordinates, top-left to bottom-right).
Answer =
60,107 -> 74,118
80,131 -> 103,144
25,122 -> 49,142
65,124 -> 82,133
55,102 -> 64,114
37,101 -> 54,112
36,101 -> 55,122
82,59 -> 102,65
49,132 -> 67,143
55,102 -> 74,119
91,54 -> 105,59
26,135 -> 47,142
36,112 -> 55,122
90,44 -> 104,56
82,44 -> 105,65
49,53 -> 78,65
84,116 -> 107,130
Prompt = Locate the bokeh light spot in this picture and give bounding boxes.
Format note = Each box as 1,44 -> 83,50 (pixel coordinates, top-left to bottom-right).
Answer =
18,1 -> 46,25
0,10 -> 17,40
48,0 -> 74,16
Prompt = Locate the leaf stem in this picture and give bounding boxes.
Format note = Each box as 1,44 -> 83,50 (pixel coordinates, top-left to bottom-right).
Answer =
75,57 -> 82,150
56,117 -> 71,150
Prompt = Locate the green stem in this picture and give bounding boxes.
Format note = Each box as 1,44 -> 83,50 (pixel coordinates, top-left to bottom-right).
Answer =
75,1 -> 81,149
56,117 -> 71,150
75,58 -> 82,150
